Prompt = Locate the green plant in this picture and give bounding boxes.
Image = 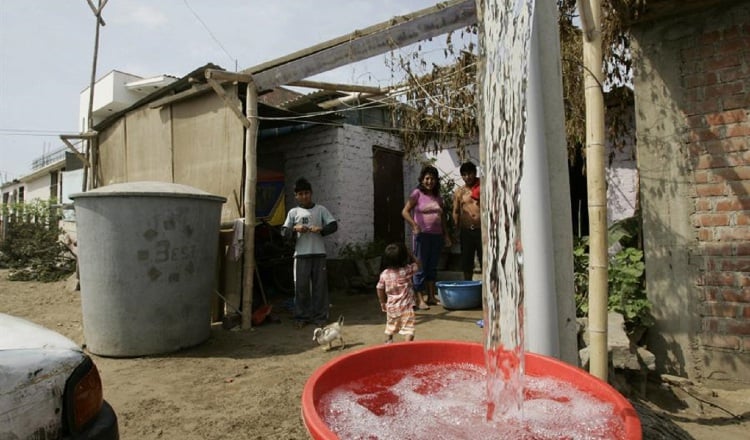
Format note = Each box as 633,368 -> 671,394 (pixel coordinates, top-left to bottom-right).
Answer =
0,200 -> 75,282
609,247 -> 653,329
439,172 -> 457,237
573,217 -> 654,334
573,235 -> 590,303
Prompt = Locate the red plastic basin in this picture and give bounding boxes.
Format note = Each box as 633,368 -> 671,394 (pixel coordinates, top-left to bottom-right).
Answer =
302,340 -> 641,439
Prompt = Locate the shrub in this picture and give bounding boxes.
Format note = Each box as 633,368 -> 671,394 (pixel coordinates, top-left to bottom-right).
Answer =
440,172 -> 457,237
573,216 -> 654,334
0,200 -> 75,282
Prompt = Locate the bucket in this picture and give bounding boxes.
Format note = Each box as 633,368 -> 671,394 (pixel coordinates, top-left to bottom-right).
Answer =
436,280 -> 482,309
302,341 -> 641,439
71,181 -> 226,357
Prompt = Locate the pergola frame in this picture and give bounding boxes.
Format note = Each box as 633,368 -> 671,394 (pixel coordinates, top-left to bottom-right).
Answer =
206,0 -> 477,328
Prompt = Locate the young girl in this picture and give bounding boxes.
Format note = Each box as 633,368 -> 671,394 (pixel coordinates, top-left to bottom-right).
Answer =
376,242 -> 422,343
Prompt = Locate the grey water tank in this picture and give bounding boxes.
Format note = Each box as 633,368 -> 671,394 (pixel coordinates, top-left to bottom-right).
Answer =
71,181 -> 226,357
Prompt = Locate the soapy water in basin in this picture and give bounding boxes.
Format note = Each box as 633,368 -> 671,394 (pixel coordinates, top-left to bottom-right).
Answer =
318,362 -> 625,440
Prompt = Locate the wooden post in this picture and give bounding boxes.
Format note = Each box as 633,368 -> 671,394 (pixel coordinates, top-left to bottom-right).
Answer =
241,81 -> 259,329
204,69 -> 259,329
578,0 -> 609,381
84,0 -> 105,191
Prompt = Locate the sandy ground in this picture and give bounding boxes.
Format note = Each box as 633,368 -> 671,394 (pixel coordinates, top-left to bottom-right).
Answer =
2,269 -> 749,439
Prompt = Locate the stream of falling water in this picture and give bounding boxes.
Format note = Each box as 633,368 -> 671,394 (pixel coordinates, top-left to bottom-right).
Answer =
478,0 -> 536,421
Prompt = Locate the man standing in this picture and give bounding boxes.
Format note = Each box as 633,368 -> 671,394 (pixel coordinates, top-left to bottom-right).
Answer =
452,161 -> 481,280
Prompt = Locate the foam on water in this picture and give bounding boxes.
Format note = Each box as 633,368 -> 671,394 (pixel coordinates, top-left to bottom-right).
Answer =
318,363 -> 625,439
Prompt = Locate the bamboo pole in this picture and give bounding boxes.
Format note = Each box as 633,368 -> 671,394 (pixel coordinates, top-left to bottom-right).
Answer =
578,0 -> 609,380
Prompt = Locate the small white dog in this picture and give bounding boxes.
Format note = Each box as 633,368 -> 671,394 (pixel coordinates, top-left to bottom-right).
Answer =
312,315 -> 345,351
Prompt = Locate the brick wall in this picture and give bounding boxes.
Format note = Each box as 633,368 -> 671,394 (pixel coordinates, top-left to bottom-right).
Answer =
683,16 -> 750,355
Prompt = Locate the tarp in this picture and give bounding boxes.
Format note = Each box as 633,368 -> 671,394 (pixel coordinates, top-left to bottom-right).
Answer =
256,168 -> 285,225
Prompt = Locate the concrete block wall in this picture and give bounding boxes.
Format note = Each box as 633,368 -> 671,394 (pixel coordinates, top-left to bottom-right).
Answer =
334,124 -> 402,253
268,124 -> 402,257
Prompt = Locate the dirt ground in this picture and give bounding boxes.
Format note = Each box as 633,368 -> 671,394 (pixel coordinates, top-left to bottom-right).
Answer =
2,269 -> 749,439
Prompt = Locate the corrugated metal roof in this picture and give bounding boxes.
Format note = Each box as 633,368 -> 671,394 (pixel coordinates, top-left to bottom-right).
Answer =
280,89 -> 347,110
257,87 -> 303,107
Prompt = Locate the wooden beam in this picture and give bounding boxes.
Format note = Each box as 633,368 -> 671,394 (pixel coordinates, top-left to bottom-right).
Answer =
60,132 -> 97,139
244,0 -> 476,91
59,136 -> 91,169
205,77 -> 251,130
316,93 -> 383,109
86,0 -> 106,26
205,69 -> 254,83
147,2 -> 475,106
288,80 -> 386,94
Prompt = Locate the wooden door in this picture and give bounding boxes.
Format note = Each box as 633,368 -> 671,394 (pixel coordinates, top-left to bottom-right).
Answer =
373,147 -> 404,244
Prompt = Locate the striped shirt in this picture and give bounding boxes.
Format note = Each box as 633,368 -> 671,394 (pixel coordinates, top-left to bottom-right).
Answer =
377,262 -> 418,314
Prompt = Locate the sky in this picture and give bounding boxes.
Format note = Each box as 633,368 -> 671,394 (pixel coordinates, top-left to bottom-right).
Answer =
0,0 -> 447,183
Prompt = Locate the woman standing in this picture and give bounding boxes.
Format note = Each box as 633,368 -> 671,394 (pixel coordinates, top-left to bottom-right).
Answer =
401,165 -> 452,309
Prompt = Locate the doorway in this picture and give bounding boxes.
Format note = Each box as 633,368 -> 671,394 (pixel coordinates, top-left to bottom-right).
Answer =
373,147 -> 405,244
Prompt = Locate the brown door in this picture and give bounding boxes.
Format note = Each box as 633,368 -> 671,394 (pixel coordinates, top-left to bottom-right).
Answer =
373,147 -> 405,244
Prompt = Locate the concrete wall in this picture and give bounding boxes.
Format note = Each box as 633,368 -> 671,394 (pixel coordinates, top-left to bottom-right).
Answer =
23,175 -> 50,202
80,71 -> 144,129
632,3 -> 750,386
606,109 -> 638,224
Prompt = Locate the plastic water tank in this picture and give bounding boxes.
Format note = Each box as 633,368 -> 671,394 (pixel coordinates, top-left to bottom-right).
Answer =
71,181 -> 226,357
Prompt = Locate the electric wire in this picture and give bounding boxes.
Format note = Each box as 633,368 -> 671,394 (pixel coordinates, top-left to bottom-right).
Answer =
182,0 -> 237,70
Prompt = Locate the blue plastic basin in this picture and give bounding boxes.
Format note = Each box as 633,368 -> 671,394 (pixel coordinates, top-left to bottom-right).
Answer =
436,280 -> 482,309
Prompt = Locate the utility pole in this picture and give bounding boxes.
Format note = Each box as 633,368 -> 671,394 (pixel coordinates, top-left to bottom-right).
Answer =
82,0 -> 108,191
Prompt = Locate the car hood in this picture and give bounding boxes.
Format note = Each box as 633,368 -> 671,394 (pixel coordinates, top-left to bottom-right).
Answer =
0,314 -> 86,440
0,313 -> 80,351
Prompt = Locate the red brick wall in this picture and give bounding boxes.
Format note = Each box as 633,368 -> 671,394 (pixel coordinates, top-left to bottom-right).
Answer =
683,21 -> 750,353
